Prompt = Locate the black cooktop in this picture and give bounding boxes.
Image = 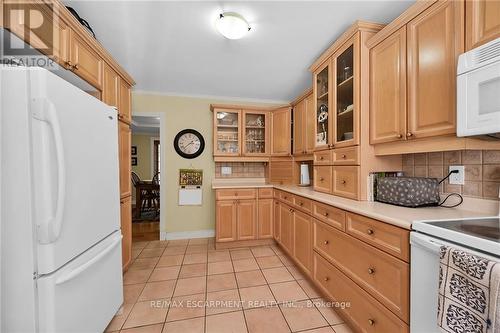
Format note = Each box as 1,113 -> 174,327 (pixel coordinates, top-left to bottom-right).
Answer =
426,218 -> 500,243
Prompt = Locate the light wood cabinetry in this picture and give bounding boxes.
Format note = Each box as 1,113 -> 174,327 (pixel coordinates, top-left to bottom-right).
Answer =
269,157 -> 294,185
216,201 -> 237,242
293,90 -> 315,156
213,108 -> 242,157
332,146 -> 360,165
332,166 -> 360,200
258,198 -> 273,239
120,196 -> 132,269
466,0 -> 500,50
216,188 -> 256,200
271,107 -> 292,156
69,33 -> 103,89
119,79 -> 132,123
236,200 -> 257,240
118,121 -> 132,198
293,210 -> 312,273
313,166 -> 332,194
312,202 -> 346,231
243,110 -> 270,156
279,203 -> 294,254
313,61 -> 332,150
273,200 -> 281,241
103,64 -> 119,108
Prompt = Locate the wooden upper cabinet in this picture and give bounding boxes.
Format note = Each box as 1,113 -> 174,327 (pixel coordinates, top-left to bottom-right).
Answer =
407,0 -> 463,139
271,107 -> 291,155
70,33 -> 103,89
370,27 -> 407,144
236,200 -> 257,240
243,110 -> 270,156
314,61 -> 332,150
102,64 -> 119,108
119,79 -> 132,123
214,109 -> 242,156
305,94 -> 316,153
466,0 -> 500,50
293,99 -> 306,155
216,201 -> 237,242
118,121 -> 131,198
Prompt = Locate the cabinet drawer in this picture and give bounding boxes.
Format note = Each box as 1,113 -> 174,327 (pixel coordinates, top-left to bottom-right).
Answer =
313,150 -> 333,165
312,202 -> 345,231
314,252 -> 409,333
332,146 -> 360,165
216,189 -> 256,200
346,213 -> 410,262
314,221 -> 409,322
279,191 -> 294,205
332,166 -> 359,200
313,166 -> 332,194
293,196 -> 312,214
258,188 -> 273,199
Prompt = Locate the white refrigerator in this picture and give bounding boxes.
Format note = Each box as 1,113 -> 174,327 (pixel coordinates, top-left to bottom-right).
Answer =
1,66 -> 123,332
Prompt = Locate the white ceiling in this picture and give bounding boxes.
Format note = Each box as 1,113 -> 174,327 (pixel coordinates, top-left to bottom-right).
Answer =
131,115 -> 160,135
66,1 -> 414,102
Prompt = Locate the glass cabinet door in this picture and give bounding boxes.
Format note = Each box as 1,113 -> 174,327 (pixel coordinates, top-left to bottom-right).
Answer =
314,62 -> 330,149
334,41 -> 357,146
215,110 -> 240,155
243,111 -> 267,155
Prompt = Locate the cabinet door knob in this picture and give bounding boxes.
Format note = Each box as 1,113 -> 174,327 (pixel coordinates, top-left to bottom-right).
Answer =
65,60 -> 73,68
397,134 -> 403,139
341,154 -> 346,159
368,319 -> 375,326
324,212 -> 329,217
341,180 -> 346,184
324,276 -> 329,282
368,268 -> 375,275
299,202 -> 303,206
406,132 -> 413,137
320,177 -> 324,182
320,156 -> 324,160
324,240 -> 329,245
235,192 -> 238,196
367,229 -> 374,235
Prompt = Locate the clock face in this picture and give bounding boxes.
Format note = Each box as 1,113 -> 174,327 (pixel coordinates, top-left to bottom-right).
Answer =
174,129 -> 205,159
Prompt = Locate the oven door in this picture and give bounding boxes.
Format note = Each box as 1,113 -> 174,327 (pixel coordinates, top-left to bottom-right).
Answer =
457,60 -> 500,137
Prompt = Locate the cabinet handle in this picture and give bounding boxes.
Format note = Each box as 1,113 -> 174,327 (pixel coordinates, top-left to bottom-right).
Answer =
397,134 -> 403,139
368,267 -> 375,275
367,229 -> 374,235
235,192 -> 238,196
324,212 -> 329,217
290,209 -> 294,213
341,180 -> 346,184
73,63 -> 79,70
324,276 -> 329,282
298,202 -> 303,206
320,156 -> 324,160
65,60 -> 73,68
320,177 -> 324,182
368,319 -> 375,326
406,132 -> 413,137
341,154 -> 346,159
324,240 -> 329,245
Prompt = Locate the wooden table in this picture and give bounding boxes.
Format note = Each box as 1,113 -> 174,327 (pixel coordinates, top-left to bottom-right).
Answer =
135,181 -> 160,218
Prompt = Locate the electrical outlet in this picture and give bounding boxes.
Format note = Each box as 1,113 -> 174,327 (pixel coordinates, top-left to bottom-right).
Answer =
449,166 -> 465,185
221,166 -> 232,176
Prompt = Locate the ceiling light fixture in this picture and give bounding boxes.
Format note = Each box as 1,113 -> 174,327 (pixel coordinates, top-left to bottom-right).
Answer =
215,12 -> 251,40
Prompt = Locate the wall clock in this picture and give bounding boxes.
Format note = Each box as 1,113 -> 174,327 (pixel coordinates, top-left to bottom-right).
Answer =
173,129 -> 205,159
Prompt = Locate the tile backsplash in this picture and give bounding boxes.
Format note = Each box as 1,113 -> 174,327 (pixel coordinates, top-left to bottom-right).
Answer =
402,150 -> 500,200
215,162 -> 266,178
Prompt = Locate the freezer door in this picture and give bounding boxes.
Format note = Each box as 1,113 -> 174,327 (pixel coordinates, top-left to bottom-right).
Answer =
29,67 -> 121,274
37,231 -> 123,333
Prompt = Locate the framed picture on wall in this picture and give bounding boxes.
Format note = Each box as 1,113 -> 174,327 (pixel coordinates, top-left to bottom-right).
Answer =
131,157 -> 137,166
131,146 -> 137,155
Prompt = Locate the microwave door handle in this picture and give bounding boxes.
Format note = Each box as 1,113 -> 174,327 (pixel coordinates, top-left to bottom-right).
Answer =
32,98 -> 66,244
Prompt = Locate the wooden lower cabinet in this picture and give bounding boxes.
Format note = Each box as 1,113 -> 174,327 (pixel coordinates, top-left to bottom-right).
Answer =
293,210 -> 312,274
237,200 -> 257,240
216,200 -> 237,242
258,198 -> 273,239
120,196 -> 132,270
279,204 -> 294,254
313,166 -> 333,194
332,166 -> 360,200
118,121 -> 132,198
273,200 -> 281,241
314,252 -> 409,333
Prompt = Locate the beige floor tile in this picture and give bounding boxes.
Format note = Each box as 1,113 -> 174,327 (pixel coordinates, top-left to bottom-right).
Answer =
286,266 -> 306,280
270,246 -> 285,256
262,267 -> 294,284
205,310 -> 248,333
129,258 -> 159,271
208,250 -> 231,263
179,263 -> 207,278
206,288 -> 241,315
123,299 -> 169,329
121,323 -> 163,333
166,293 -> 206,322
207,273 -> 238,292
302,327 -> 335,333
138,248 -> 165,259
124,284 -> 145,304
269,281 -> 309,303
162,246 -> 187,255
124,269 -> 152,285
251,247 -> 275,258
183,253 -> 208,265
239,285 -> 276,309
230,249 -> 254,260
312,299 -> 343,325
280,300 -> 328,332
208,261 -> 234,275
189,238 -> 209,245
331,324 -> 354,333
162,317 -> 204,333
297,279 -> 321,298
145,240 -> 169,249
244,306 -> 290,333
186,245 -> 208,254
235,270 -> 267,288
278,255 -> 295,267
174,276 -> 206,296
105,303 -> 134,332
138,280 -> 176,301
256,256 -> 284,269
132,241 -> 149,250
132,249 -> 142,260
233,258 -> 259,272
168,239 -> 189,246
157,255 -> 184,267
149,266 -> 180,282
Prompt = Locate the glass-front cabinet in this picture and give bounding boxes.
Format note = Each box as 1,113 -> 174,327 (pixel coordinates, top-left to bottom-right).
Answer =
334,37 -> 358,147
214,109 -> 241,156
314,61 -> 331,150
243,111 -> 269,155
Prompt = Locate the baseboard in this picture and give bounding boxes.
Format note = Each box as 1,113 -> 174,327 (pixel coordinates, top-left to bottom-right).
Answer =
160,229 -> 215,240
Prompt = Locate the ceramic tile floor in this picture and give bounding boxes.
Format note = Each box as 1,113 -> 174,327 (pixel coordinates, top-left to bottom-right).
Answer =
106,238 -> 354,333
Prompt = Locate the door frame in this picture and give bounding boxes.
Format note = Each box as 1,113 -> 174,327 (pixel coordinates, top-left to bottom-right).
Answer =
131,112 -> 166,238
150,136 -> 160,177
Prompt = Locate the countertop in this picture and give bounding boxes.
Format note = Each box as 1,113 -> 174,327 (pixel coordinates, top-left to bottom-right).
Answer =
212,180 -> 498,230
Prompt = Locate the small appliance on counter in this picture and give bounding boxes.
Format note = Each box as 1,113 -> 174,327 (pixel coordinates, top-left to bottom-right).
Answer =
299,163 -> 310,186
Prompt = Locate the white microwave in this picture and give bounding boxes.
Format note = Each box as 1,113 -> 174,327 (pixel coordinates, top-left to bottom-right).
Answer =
457,37 -> 500,137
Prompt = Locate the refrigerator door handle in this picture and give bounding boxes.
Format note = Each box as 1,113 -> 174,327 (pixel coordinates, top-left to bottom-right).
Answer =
55,234 -> 122,285
32,98 -> 66,244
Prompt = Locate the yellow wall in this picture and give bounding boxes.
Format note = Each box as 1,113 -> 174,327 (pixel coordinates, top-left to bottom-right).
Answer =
131,133 -> 156,180
132,93 -> 276,235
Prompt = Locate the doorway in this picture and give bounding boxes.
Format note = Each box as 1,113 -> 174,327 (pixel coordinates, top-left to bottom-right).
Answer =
130,114 -> 164,242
